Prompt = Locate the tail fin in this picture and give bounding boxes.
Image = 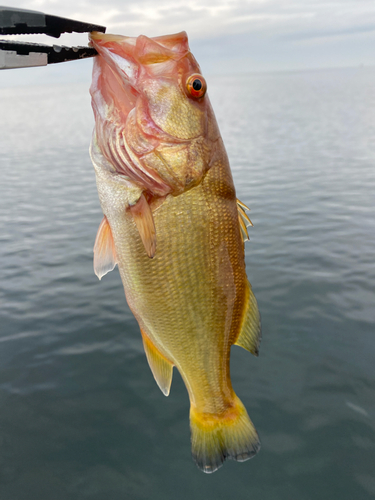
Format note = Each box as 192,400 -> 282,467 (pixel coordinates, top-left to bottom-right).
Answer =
190,395 -> 260,473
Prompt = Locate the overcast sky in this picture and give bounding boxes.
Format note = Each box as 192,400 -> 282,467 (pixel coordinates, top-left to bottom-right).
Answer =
1,0 -> 375,86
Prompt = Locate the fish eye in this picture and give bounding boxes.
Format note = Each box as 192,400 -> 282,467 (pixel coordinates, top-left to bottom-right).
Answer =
186,74 -> 207,99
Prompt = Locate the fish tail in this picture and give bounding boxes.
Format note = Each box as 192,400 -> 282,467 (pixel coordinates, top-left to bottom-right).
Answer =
190,394 -> 260,474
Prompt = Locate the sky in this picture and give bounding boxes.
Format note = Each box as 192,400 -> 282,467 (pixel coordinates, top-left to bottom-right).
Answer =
1,0 -> 375,85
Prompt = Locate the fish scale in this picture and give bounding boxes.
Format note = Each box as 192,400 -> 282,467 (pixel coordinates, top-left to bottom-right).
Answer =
102,146 -> 250,414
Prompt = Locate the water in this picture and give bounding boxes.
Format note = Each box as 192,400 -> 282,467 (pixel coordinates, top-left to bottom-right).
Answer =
0,67 -> 374,499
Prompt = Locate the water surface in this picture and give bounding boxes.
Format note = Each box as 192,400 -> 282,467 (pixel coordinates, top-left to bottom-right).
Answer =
0,67 -> 374,499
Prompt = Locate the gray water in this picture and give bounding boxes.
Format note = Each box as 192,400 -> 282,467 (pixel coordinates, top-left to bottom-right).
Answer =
0,66 -> 374,500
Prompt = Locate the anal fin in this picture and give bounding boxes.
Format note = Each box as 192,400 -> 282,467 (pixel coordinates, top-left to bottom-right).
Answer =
93,216 -> 118,280
130,193 -> 156,258
141,330 -> 173,396
234,282 -> 261,356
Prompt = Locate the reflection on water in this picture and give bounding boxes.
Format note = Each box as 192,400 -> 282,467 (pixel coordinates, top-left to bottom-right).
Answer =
0,67 -> 375,499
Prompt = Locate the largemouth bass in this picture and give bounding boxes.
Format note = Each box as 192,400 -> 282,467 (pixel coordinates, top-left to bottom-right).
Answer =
89,30 -> 261,473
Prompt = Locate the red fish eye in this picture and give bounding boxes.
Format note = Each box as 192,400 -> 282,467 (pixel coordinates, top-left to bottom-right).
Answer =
186,74 -> 207,99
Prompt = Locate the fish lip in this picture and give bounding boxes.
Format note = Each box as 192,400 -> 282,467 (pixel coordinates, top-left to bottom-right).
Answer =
89,32 -> 139,88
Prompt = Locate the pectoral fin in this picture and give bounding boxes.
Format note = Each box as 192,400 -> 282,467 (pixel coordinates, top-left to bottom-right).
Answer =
130,193 -> 156,258
234,282 -> 261,356
141,330 -> 173,396
93,216 -> 118,280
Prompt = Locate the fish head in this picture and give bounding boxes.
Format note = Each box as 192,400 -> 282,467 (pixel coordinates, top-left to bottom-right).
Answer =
90,31 -> 219,197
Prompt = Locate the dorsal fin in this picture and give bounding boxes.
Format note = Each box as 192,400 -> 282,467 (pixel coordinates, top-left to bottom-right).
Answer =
234,282 -> 261,356
238,214 -> 249,242
93,216 -> 118,280
237,199 -> 253,244
141,330 -> 174,396
130,193 -> 157,258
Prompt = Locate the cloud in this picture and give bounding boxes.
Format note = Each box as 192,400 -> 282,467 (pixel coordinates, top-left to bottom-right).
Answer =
4,0 -> 375,40
282,23 -> 375,42
1,0 -> 375,79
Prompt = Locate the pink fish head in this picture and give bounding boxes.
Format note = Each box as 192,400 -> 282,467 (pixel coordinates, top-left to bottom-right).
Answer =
89,31 -> 219,196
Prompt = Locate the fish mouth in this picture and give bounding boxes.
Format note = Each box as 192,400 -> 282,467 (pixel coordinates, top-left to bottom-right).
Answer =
89,31 -> 190,59
89,31 -> 190,85
89,31 -> 192,143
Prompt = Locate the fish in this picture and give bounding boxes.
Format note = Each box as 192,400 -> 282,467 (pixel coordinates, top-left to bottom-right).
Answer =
88,30 -> 261,473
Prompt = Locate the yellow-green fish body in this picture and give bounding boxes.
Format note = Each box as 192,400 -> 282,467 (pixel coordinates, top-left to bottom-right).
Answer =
89,31 -> 261,473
